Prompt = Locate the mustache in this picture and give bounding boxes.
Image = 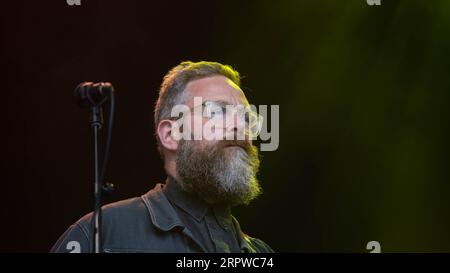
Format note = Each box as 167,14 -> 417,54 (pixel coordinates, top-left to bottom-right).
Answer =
219,139 -> 252,153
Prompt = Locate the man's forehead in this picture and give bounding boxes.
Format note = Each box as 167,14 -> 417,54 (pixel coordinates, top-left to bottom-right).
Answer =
184,75 -> 248,105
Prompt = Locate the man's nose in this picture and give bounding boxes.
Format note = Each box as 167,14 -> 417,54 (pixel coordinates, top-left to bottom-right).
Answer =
226,112 -> 247,139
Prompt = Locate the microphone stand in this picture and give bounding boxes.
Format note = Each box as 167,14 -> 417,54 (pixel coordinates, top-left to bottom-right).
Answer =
75,82 -> 115,253
91,103 -> 103,254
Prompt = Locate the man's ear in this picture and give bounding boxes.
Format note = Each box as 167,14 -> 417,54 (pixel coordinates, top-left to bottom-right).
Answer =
157,120 -> 179,152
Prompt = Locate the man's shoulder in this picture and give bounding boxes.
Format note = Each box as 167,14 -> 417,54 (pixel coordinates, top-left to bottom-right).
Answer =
76,183 -> 166,227
77,196 -> 144,223
50,184 -> 168,253
229,214 -> 274,253
242,233 -> 275,253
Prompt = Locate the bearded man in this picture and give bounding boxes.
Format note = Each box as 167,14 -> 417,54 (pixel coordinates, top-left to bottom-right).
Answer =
51,61 -> 273,253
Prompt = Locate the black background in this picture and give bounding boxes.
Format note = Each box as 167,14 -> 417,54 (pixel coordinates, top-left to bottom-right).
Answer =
1,0 -> 450,252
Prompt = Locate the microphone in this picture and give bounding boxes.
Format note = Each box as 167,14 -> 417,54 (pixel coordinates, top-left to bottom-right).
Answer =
74,82 -> 114,108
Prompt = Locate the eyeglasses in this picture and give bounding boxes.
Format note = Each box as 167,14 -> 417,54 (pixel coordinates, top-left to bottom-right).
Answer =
171,100 -> 264,138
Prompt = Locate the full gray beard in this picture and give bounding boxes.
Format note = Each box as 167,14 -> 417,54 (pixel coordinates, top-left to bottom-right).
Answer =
176,139 -> 262,207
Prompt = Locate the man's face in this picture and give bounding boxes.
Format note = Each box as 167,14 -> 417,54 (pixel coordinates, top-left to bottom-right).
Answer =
174,75 -> 262,206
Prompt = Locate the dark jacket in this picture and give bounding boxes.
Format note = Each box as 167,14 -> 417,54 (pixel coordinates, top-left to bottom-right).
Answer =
50,181 -> 273,253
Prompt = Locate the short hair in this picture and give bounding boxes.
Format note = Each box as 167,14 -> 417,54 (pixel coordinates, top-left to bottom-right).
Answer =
154,61 -> 241,157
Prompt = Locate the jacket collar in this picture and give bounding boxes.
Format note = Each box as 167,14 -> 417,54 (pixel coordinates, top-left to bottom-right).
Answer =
163,176 -> 209,222
140,178 -> 254,252
141,182 -> 184,232
163,176 -> 234,230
